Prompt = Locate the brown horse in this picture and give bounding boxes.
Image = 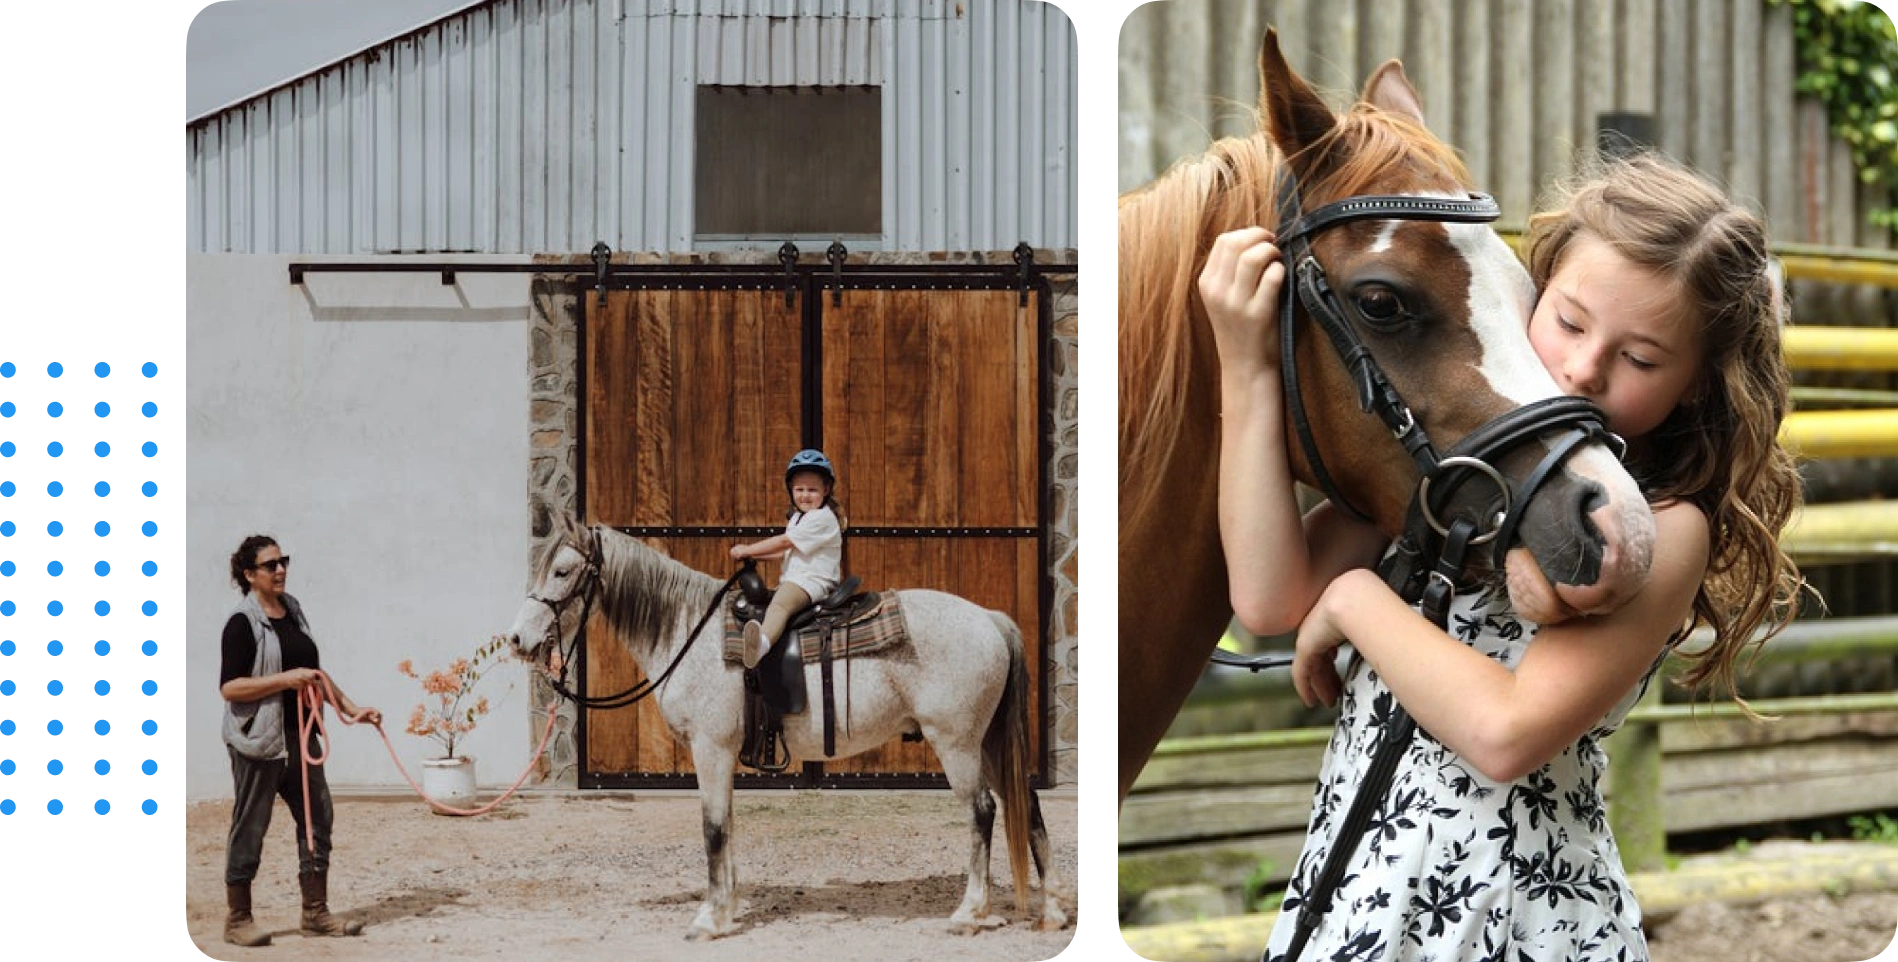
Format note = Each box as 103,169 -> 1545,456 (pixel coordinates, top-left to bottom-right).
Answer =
1118,32 -> 1658,801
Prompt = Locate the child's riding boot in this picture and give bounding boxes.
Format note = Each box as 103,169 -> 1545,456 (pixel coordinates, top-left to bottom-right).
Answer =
742,621 -> 772,669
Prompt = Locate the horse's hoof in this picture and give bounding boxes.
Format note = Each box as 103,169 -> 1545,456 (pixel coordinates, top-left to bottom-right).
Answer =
688,920 -> 743,941
685,922 -> 741,941
1036,908 -> 1069,931
949,914 -> 1007,935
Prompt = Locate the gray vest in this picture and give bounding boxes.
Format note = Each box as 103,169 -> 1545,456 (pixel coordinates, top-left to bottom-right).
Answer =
219,591 -> 313,761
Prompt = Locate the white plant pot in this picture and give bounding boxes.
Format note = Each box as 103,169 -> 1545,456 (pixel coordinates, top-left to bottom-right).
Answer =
420,756 -> 478,814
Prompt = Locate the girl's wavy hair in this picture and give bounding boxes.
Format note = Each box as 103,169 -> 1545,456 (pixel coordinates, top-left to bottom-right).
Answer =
1524,152 -> 1806,704
228,534 -> 279,594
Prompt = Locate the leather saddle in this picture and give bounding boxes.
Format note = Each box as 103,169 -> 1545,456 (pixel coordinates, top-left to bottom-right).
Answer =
733,562 -> 882,772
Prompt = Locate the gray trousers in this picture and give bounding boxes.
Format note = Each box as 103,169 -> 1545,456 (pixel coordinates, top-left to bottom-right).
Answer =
225,730 -> 332,885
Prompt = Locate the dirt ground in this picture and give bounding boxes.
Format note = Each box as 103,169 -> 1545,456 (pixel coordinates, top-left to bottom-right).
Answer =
186,789 -> 1076,962
1648,892 -> 1898,962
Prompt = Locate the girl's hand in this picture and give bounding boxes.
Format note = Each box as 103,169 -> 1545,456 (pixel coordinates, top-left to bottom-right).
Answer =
1290,569 -> 1384,707
729,544 -> 748,561
353,705 -> 383,726
1199,228 -> 1286,377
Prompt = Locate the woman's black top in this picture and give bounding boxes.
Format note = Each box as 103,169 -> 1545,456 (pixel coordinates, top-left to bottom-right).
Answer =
219,609 -> 321,722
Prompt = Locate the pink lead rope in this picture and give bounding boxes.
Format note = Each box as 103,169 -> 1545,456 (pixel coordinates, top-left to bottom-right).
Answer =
292,669 -> 563,852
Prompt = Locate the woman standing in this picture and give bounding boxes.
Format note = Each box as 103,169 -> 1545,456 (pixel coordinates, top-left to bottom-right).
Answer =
219,534 -> 381,946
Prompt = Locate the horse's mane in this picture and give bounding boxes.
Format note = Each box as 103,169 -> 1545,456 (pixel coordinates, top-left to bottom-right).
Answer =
1117,103 -> 1472,529
539,515 -> 720,649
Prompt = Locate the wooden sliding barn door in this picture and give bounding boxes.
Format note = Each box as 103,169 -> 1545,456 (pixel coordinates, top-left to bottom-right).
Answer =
580,275 -> 1045,788
816,288 -> 1042,777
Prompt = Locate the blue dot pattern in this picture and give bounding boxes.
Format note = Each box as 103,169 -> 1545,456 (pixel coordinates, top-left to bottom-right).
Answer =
0,358 -> 167,820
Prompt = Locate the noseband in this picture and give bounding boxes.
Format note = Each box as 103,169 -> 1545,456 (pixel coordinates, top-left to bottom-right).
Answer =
1272,177 -> 1622,590
527,526 -> 604,667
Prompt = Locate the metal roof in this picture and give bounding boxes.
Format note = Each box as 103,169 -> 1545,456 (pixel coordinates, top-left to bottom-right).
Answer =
190,1 -> 495,127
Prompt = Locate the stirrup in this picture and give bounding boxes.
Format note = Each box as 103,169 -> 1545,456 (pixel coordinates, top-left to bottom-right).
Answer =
741,726 -> 791,773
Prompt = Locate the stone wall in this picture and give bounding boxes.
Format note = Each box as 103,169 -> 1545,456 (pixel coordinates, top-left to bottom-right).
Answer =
523,253 -> 1080,788
1044,273 -> 1080,786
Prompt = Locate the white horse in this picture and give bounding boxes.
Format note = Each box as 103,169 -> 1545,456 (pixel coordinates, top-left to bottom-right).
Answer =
502,513 -> 1067,940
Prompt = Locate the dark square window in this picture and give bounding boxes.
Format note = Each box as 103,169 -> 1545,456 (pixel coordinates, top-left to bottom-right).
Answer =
694,86 -> 882,242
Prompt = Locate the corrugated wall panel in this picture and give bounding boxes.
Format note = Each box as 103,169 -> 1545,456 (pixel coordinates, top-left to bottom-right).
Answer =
187,0 -> 1073,254
1118,0 -> 1890,250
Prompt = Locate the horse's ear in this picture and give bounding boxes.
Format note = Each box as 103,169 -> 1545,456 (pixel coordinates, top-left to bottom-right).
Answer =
1258,28 -> 1337,177
1363,59 -> 1428,129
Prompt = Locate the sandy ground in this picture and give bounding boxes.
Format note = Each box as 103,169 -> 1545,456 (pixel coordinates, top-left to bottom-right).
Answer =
1649,892 -> 1898,962
187,789 -> 1076,962
1115,840 -> 1898,962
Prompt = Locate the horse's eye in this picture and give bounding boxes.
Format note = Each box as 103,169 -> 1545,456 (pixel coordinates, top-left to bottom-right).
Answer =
1353,285 -> 1407,325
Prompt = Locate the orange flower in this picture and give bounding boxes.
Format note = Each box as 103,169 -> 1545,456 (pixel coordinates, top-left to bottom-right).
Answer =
398,641 -> 506,758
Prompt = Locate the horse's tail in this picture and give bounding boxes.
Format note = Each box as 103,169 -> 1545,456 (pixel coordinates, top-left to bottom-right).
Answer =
982,610 -> 1033,918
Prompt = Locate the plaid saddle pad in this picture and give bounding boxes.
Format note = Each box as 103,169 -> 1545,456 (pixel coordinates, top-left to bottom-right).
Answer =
720,591 -> 909,664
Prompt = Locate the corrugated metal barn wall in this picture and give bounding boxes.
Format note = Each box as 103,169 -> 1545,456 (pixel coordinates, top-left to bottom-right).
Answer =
186,0 -> 1076,254
1118,0 -> 1892,251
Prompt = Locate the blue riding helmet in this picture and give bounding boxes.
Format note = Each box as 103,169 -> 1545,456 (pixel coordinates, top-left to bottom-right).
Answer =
785,449 -> 835,493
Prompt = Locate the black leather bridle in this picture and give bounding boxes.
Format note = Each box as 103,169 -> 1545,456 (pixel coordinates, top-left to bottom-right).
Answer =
524,526 -> 740,711
1205,176 -> 1628,962
1214,176 -> 1624,671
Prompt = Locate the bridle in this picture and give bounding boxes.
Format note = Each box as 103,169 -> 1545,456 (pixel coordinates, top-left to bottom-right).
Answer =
524,526 -> 741,711
524,525 -> 604,668
1210,175 -> 1628,962
1276,176 -> 1624,560
1213,176 -> 1625,672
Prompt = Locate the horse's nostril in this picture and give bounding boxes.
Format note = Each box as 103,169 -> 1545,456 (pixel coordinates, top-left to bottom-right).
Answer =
1575,483 -> 1608,522
1561,480 -> 1608,585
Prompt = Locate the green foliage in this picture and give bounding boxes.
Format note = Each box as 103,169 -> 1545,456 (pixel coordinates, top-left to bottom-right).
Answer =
1848,812 -> 1898,844
1242,860 -> 1286,913
1770,0 -> 1898,227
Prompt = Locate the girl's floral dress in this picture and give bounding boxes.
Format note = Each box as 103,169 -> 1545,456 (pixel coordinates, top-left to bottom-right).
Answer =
1262,584 -> 1660,962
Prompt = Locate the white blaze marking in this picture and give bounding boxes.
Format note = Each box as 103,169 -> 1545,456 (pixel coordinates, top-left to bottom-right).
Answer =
1443,220 -> 1557,405
1368,220 -> 1401,254
1334,208 -> 1549,405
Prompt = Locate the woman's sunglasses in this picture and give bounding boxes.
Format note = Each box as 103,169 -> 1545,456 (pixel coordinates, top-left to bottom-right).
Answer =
251,557 -> 291,573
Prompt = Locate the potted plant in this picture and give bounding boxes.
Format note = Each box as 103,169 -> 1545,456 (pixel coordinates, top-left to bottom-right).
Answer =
398,636 -> 506,813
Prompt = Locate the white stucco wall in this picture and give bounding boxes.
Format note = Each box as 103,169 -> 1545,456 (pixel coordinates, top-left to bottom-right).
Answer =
186,254 -> 536,799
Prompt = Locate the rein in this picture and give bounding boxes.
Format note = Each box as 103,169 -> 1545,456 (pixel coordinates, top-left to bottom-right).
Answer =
532,525 -> 745,711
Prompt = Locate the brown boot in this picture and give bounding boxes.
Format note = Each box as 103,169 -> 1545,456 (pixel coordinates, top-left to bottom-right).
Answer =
224,881 -> 273,946
298,871 -> 363,937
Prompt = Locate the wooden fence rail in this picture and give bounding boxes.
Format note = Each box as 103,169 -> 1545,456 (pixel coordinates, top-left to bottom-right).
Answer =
1608,617 -> 1898,872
